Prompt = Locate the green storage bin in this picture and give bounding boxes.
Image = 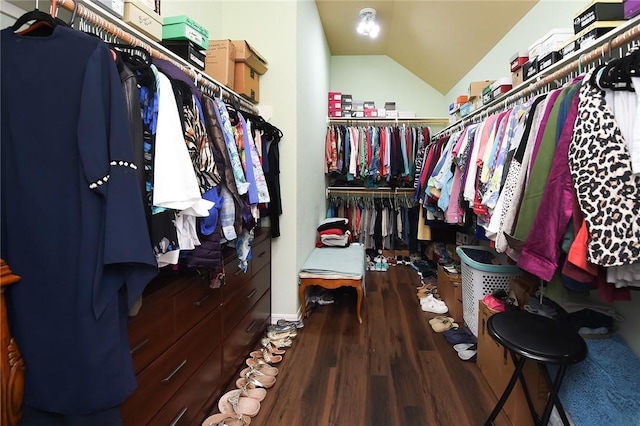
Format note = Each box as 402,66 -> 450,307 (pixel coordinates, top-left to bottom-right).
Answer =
481,85 -> 493,106
162,15 -> 210,50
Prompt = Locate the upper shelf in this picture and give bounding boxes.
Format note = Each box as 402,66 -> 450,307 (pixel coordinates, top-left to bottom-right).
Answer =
327,117 -> 450,127
54,0 -> 258,113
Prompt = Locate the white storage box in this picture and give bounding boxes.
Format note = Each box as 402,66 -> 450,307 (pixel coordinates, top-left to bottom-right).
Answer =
456,245 -> 522,337
538,28 -> 574,58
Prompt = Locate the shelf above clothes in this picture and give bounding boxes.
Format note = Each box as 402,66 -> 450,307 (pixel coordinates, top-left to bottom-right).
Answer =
53,0 -> 259,114
436,15 -> 640,138
328,117 -> 449,127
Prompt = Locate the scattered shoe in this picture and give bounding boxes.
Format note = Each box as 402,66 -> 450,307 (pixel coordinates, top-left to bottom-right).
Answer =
277,319 -> 304,329
429,316 -> 458,332
457,349 -> 477,361
421,295 -> 448,314
202,413 -> 251,426
218,389 -> 261,417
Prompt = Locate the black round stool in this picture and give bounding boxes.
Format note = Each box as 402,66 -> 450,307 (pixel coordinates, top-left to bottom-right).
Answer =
484,310 -> 588,426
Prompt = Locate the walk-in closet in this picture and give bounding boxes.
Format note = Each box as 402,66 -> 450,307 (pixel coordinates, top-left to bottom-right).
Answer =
1,1 -> 639,425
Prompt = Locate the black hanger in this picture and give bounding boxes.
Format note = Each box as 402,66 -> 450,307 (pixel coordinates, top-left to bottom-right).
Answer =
11,9 -> 60,33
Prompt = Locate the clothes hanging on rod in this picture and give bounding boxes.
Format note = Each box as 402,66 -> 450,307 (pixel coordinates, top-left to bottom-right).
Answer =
416,48 -> 640,303
1,7 -> 284,422
324,124 -> 431,188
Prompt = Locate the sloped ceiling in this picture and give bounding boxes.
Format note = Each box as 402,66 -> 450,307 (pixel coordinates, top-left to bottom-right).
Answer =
316,0 -> 538,94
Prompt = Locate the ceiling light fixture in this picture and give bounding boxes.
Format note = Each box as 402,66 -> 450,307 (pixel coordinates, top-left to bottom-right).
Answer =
357,7 -> 380,38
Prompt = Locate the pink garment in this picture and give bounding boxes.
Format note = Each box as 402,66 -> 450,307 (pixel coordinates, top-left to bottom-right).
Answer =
529,89 -> 562,174
445,166 -> 464,224
518,88 -> 580,281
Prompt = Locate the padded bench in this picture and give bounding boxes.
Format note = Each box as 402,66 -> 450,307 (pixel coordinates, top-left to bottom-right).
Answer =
298,244 -> 366,324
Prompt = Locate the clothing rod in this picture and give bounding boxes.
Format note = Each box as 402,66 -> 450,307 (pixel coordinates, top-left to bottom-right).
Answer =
327,117 -> 449,126
53,0 -> 259,115
327,187 -> 414,196
434,17 -> 640,138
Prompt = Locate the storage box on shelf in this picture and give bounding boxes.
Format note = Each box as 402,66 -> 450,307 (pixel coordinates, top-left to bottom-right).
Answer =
561,36 -> 578,57
231,40 -> 268,75
124,0 -> 162,41
437,264 -> 463,323
537,50 -> 563,73
95,0 -> 124,18
576,20 -> 627,49
538,28 -> 574,59
626,0 -> 640,18
468,80 -> 495,101
160,40 -> 206,71
477,301 -> 549,426
235,63 -> 260,103
205,40 -> 236,89
491,77 -> 512,100
574,0 -> 626,33
523,59 -> 538,81
162,15 -> 210,50
121,230 -> 271,426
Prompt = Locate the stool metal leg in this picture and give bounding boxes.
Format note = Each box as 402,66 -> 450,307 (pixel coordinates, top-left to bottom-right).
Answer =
540,365 -> 570,426
508,350 -> 540,423
484,355 -> 527,426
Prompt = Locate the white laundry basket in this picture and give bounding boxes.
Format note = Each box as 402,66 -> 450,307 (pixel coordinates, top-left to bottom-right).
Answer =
456,245 -> 522,337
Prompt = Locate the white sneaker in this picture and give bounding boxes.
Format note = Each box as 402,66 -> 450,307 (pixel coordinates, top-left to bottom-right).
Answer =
420,295 -> 448,314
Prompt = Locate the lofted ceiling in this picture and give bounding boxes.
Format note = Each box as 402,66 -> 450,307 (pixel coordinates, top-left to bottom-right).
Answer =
315,0 -> 538,94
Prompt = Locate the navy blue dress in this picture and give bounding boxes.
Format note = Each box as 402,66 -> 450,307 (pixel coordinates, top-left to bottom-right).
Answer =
1,24 -> 158,421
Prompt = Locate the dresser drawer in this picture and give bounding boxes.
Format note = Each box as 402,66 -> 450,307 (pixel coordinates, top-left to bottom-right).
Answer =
174,275 -> 222,338
122,309 -> 222,426
222,261 -> 252,302
251,237 -> 271,276
149,347 -> 223,426
222,265 -> 270,337
128,296 -> 174,374
222,289 -> 271,377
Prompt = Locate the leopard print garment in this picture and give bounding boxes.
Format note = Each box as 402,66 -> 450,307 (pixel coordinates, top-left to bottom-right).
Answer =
568,76 -> 640,267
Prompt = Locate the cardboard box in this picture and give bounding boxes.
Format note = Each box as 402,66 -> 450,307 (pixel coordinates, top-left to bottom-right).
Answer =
468,80 -> 495,99
482,85 -> 493,105
625,0 -> 640,18
205,40 -> 235,89
231,40 -> 268,75
511,68 -> 524,87
341,94 -> 353,103
328,100 -> 342,110
384,102 -> 396,110
96,0 -> 124,17
537,51 -> 563,73
363,101 -> 375,109
341,103 -> 353,111
386,110 -> 399,118
398,111 -> 416,118
460,102 -> 471,117
377,108 -> 386,117
574,0 -> 625,33
234,62 -> 259,103
364,109 -> 378,118
351,111 -> 365,118
161,40 -> 206,71
163,15 -> 209,50
576,21 -> 626,50
528,37 -> 543,60
456,94 -> 469,105
329,110 -> 343,118
351,101 -> 364,112
124,0 -> 162,41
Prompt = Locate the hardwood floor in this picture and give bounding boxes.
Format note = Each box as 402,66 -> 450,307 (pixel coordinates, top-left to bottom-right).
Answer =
223,263 -> 511,426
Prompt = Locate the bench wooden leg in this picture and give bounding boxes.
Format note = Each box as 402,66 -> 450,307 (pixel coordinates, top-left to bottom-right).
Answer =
299,281 -> 308,319
356,285 -> 363,324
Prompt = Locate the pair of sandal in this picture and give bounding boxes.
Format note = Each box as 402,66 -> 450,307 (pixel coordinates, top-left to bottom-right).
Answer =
429,315 -> 459,333
416,283 -> 439,298
453,342 -> 477,361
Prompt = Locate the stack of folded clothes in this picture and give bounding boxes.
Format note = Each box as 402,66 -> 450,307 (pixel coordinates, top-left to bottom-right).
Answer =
316,217 -> 351,248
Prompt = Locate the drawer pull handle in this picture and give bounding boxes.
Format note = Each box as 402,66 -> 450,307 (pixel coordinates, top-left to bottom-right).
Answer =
130,337 -> 150,356
245,320 -> 258,333
245,289 -> 257,300
257,251 -> 266,258
162,359 -> 187,384
169,407 -> 188,426
194,293 -> 210,307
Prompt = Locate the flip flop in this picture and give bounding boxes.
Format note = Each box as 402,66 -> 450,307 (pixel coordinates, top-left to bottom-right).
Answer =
250,348 -> 282,364
218,389 -> 261,417
443,328 -> 477,345
453,343 -> 477,352
457,349 -> 477,361
240,365 -> 279,377
202,412 -> 251,426
236,374 -> 276,389
238,386 -> 267,402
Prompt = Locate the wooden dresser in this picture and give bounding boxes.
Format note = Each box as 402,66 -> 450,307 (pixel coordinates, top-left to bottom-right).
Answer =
121,229 -> 271,426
